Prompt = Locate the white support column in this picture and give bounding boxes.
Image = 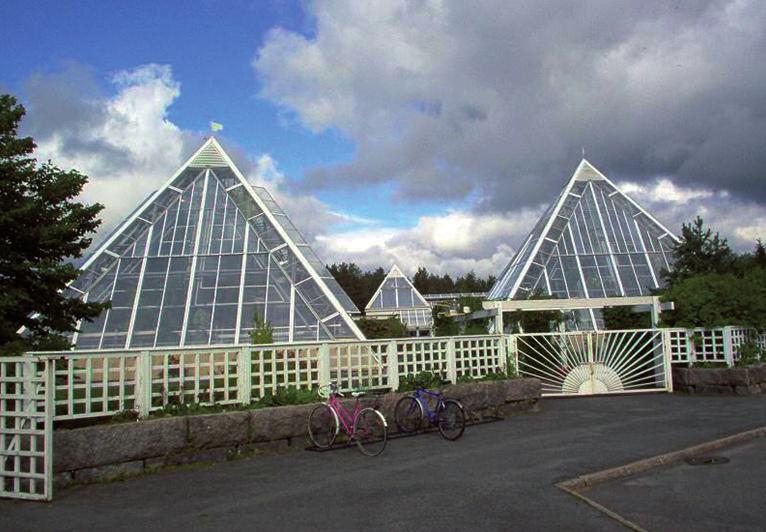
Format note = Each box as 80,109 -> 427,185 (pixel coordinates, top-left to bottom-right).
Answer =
136,351 -> 153,418
238,346 -> 252,405
319,343 -> 331,387
386,341 -> 399,392
494,307 -> 503,334
446,338 -> 457,384
650,296 -> 662,328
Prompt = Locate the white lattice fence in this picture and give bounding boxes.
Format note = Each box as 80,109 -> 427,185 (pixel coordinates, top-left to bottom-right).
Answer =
668,327 -> 766,367
396,338 -> 450,381
453,336 -> 506,380
0,357 -> 53,501
328,341 -> 389,392
250,344 -> 322,400
28,334 -> 522,423
52,352 -> 140,420
147,348 -> 242,410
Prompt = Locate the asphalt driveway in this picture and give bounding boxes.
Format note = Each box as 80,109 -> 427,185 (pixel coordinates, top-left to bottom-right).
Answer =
1,393 -> 764,531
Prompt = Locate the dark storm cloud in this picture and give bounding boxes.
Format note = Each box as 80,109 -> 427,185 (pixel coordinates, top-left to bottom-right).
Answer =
255,0 -> 766,211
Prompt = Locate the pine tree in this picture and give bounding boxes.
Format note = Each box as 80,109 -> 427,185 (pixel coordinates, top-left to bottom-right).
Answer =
664,216 -> 735,286
0,94 -> 107,353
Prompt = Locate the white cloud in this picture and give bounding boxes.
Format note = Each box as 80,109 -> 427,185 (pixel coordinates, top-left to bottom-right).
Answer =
316,208 -> 542,277
29,64 -> 191,231
254,0 -> 766,209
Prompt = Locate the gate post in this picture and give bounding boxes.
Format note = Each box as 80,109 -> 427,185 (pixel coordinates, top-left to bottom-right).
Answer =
43,357 -> 54,500
662,329 -> 674,392
497,334 -> 508,374
508,335 -> 519,377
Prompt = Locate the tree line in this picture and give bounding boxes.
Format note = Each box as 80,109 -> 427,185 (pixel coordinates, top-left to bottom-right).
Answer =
327,263 -> 496,313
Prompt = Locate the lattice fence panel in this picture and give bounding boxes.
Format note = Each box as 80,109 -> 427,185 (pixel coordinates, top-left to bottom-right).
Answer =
396,339 -> 450,380
51,353 -> 139,420
150,349 -> 241,407
329,342 -> 389,391
0,357 -> 52,501
250,344 -> 322,399
454,336 -> 504,379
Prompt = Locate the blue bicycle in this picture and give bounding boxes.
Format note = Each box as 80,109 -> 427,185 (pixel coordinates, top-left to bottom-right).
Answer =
394,387 -> 466,440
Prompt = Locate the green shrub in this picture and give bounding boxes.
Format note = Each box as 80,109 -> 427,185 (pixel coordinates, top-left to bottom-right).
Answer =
736,341 -> 764,367
250,314 -> 274,344
254,386 -> 318,407
397,371 -> 445,392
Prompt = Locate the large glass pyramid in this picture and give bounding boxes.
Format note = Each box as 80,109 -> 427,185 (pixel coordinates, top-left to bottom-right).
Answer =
487,160 -> 679,304
365,265 -> 433,335
66,138 -> 364,349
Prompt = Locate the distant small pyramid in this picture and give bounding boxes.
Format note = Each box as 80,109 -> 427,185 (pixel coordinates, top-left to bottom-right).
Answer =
365,264 -> 433,333
67,137 -> 363,348
487,159 -> 679,302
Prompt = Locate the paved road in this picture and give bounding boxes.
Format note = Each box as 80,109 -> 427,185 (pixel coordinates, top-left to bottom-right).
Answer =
587,437 -> 766,531
1,394 -> 764,531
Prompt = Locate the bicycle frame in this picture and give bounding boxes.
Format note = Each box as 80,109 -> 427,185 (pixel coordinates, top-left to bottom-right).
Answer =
412,387 -> 445,425
326,393 -> 364,436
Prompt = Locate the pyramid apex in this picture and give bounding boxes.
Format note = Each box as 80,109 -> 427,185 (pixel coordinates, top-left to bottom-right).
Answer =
189,137 -> 228,168
573,158 -> 605,182
388,264 -> 405,277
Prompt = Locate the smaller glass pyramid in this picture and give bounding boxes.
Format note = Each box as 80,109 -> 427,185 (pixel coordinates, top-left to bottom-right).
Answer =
66,138 -> 364,349
487,160 -> 679,304
365,265 -> 434,334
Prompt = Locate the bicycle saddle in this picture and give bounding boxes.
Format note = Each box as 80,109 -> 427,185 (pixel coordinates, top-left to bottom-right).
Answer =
351,390 -> 365,398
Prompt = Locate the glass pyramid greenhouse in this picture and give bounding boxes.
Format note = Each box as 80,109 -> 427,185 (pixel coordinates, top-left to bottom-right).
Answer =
365,265 -> 434,336
66,137 -> 364,349
487,159 -> 679,326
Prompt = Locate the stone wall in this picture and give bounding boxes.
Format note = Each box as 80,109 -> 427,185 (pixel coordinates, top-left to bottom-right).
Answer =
673,364 -> 766,395
54,378 -> 541,488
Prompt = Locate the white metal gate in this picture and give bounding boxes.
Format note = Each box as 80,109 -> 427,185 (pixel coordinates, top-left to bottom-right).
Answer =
510,329 -> 672,397
0,357 -> 53,501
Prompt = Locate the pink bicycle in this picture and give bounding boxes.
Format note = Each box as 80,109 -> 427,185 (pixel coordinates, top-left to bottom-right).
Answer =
307,383 -> 388,456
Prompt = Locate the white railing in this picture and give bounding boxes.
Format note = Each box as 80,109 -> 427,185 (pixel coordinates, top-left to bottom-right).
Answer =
27,334 -> 509,421
667,326 -> 766,367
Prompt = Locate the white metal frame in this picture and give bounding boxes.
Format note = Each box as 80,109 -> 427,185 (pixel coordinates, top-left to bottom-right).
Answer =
486,159 -> 681,318
66,137 -> 365,348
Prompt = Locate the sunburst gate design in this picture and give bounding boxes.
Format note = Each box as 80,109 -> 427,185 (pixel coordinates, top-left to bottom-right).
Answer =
65,138 -> 364,349
487,159 -> 679,329
514,330 -> 667,396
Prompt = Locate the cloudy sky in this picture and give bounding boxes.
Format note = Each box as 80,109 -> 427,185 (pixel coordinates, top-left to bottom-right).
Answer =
2,0 -> 765,277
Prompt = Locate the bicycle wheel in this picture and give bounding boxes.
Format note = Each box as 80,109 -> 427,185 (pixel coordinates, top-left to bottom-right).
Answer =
437,399 -> 466,441
394,396 -> 423,433
307,404 -> 338,449
353,408 -> 388,456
